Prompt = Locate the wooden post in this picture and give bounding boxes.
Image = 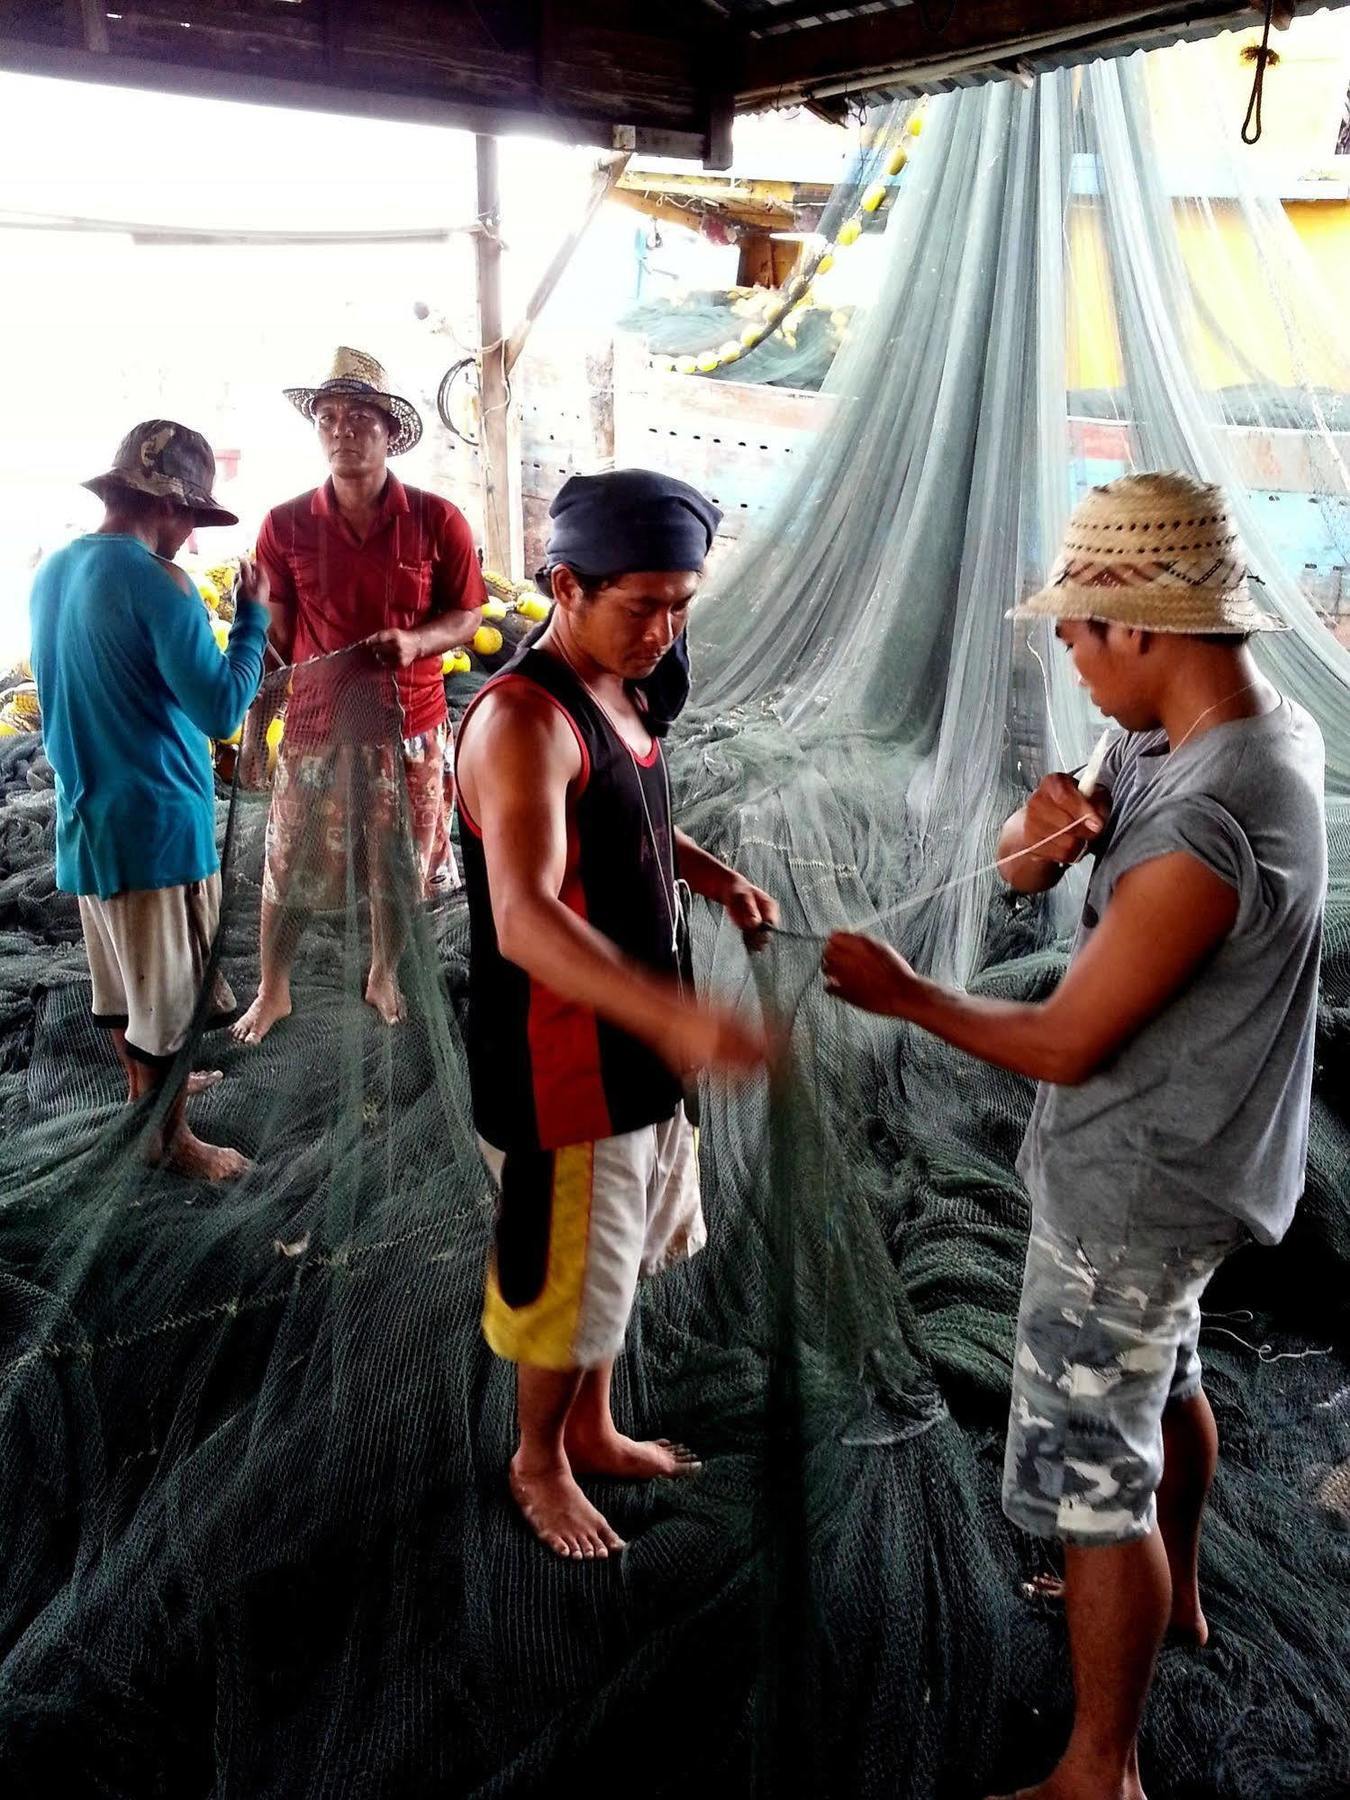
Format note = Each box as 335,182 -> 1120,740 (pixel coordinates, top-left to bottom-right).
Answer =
585,339 -> 615,470
705,87 -> 734,172
474,133 -> 522,579
72,0 -> 110,52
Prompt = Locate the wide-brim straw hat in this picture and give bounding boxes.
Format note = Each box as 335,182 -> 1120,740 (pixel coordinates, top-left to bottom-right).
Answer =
1012,472 -> 1285,634
284,346 -> 423,456
83,419 -> 239,527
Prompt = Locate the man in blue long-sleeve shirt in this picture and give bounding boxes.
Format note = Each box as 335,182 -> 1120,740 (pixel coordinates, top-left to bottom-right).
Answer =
30,421 -> 269,1180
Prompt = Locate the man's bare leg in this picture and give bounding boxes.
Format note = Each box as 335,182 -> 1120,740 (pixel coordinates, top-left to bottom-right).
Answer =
988,1532 -> 1168,1800
1023,1397 -> 1217,1647
232,899 -> 298,1044
511,1364 -> 626,1559
564,1359 -> 702,1479
128,1056 -> 250,1182
1156,1391 -> 1218,1647
110,1026 -> 220,1098
365,891 -> 407,1026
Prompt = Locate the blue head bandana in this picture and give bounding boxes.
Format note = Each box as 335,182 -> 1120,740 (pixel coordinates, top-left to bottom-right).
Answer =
544,469 -> 721,577
537,470 -> 721,735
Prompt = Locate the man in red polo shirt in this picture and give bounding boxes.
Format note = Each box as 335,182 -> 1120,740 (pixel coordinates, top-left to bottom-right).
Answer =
233,347 -> 484,1043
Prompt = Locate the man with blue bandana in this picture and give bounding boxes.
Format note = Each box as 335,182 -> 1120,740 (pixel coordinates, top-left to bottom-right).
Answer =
455,470 -> 778,1561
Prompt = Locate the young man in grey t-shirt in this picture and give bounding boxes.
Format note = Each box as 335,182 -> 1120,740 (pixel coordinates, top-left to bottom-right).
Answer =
821,473 -> 1327,1800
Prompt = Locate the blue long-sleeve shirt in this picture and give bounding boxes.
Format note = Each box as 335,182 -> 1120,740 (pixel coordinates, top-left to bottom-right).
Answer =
29,534 -> 268,899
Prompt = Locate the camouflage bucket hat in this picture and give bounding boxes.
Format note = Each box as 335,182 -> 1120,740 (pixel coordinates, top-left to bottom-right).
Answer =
83,421 -> 239,527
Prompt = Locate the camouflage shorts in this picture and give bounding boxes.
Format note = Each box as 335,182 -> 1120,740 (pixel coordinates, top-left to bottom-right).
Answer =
1003,1213 -> 1246,1546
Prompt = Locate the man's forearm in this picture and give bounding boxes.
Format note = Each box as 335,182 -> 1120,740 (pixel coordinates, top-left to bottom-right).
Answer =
892,977 -> 1092,1085
265,596 -> 295,668
674,829 -> 737,903
414,608 -> 483,657
996,807 -> 1065,895
497,888 -> 684,1047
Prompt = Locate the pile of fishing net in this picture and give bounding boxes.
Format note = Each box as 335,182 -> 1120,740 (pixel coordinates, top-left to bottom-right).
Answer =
2,37 -> 1350,1800
620,290 -> 851,390
618,110 -> 906,394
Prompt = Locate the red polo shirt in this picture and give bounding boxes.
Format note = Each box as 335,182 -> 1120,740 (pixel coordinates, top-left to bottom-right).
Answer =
257,476 -> 485,742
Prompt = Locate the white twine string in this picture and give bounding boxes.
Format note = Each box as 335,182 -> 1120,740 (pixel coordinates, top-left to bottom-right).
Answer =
764,680 -> 1263,943
767,812 -> 1099,942
1205,1310 -> 1333,1365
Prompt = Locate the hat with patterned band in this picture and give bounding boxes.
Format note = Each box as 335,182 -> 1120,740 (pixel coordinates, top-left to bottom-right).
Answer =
1013,472 -> 1285,634
83,420 -> 239,527
284,346 -> 423,456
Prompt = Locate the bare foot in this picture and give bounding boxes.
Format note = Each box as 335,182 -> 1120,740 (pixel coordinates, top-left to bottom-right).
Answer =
364,970 -> 406,1026
231,990 -> 291,1045
1167,1593 -> 1209,1648
124,1068 -> 224,1105
1021,1573 -> 1065,1602
1021,1573 -> 1208,1647
986,1747 -> 1146,1800
986,1776 -> 1145,1800
509,1453 -> 626,1560
155,1130 -> 252,1183
565,1431 -> 702,1480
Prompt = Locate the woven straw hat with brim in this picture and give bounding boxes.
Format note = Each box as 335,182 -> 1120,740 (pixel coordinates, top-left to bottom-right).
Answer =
284,347 -> 423,456
1013,471 -> 1286,635
83,420 -> 238,527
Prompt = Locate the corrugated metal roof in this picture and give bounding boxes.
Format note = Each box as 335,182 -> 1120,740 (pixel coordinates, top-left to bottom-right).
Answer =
729,3 -> 1347,112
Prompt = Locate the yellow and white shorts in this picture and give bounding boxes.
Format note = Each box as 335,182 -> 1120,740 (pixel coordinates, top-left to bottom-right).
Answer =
480,1110 -> 704,1371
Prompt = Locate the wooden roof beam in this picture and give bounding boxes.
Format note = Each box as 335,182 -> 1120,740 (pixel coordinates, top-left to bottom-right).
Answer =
2,2 -> 735,162
609,185 -> 795,237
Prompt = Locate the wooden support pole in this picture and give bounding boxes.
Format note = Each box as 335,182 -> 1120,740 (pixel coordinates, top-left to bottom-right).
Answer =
705,87 -> 734,172
504,152 -> 631,376
585,339 -> 616,470
474,133 -> 522,579
71,0 -> 110,53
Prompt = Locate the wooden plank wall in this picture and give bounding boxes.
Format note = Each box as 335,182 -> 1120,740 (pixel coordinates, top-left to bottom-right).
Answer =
613,356 -> 823,541
517,348 -> 612,576
519,363 -> 1347,626
518,336 -> 827,571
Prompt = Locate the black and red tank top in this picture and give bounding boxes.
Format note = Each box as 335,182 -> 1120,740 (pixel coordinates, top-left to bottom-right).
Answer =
455,644 -> 687,1154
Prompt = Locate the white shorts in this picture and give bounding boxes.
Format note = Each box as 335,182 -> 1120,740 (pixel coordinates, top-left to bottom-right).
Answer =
78,873 -> 236,1064
479,1109 -> 705,1371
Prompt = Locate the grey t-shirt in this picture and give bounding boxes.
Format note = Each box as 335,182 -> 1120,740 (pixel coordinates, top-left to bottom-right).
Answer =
1017,696 -> 1326,1247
